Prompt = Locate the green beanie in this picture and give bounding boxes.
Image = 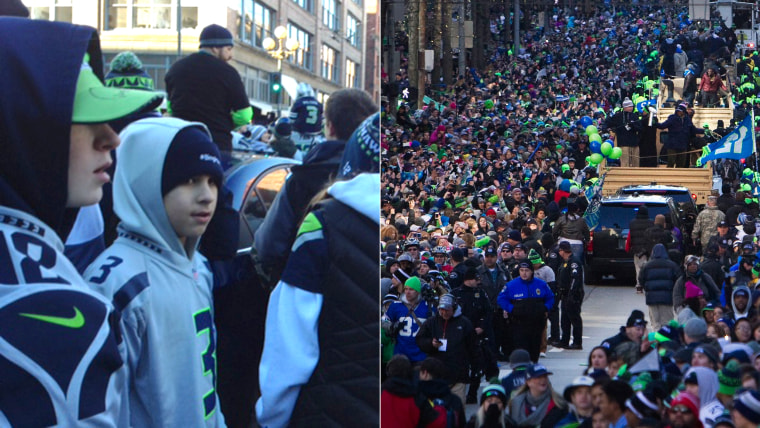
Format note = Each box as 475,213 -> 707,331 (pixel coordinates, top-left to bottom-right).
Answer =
528,249 -> 542,265
718,360 -> 742,395
404,276 -> 422,293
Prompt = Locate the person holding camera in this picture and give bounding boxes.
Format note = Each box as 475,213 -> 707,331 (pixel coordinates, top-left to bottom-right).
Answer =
384,276 -> 433,365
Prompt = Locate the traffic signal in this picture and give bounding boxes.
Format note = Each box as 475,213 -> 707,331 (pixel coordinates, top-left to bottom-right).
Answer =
270,72 -> 282,93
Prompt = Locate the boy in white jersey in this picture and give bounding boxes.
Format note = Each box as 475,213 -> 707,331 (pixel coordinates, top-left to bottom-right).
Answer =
85,117 -> 226,426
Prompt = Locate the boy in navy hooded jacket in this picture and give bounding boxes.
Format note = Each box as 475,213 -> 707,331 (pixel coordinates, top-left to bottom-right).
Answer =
0,17 -> 162,426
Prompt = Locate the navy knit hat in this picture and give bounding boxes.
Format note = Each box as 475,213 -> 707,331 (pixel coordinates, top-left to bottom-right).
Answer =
338,111 -> 380,179
734,390 -> 760,424
161,126 -> 224,196
199,24 -> 234,48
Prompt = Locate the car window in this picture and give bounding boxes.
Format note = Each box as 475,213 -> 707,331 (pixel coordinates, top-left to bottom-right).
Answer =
597,203 -> 670,229
620,189 -> 696,213
242,167 -> 290,231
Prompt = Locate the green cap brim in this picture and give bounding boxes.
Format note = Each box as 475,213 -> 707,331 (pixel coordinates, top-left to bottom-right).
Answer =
73,63 -> 163,124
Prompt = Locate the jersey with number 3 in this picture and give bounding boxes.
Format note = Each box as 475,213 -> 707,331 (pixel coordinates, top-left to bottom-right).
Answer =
83,228 -> 224,427
0,206 -> 129,427
385,299 -> 430,362
289,96 -> 324,134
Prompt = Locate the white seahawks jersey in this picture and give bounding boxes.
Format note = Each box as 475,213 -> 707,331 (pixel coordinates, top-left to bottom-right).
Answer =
0,206 -> 128,427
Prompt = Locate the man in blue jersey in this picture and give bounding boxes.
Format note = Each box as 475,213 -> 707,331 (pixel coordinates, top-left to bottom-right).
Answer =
289,82 -> 325,152
0,17 -> 162,426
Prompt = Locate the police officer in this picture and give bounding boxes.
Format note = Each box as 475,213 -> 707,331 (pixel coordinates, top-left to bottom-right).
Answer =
543,233 -> 563,346
557,241 -> 584,350
452,267 -> 495,403
497,261 -> 555,362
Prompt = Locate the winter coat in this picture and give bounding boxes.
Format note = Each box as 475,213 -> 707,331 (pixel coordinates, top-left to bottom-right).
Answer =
656,113 -> 704,151
640,244 -> 681,306
416,308 -> 482,384
672,270 -> 721,310
552,213 -> 590,242
629,215 -> 655,256
477,263 -> 510,308
692,206 -> 726,245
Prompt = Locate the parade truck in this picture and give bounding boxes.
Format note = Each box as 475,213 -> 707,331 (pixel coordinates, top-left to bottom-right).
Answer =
600,167 -> 714,205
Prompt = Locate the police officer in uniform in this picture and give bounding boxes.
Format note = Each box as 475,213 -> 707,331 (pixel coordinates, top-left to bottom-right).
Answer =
452,267 -> 495,403
557,241 -> 584,350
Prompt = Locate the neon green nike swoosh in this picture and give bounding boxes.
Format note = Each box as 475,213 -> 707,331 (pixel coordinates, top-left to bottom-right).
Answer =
19,307 -> 85,328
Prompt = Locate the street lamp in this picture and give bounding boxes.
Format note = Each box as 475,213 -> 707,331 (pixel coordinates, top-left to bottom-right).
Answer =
263,25 -> 300,116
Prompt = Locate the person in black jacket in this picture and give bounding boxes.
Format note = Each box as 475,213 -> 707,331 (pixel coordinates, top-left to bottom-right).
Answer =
417,294 -> 483,406
604,98 -> 643,167
655,104 -> 705,168
452,267 -> 495,403
419,357 -> 466,428
639,243 -> 682,331
700,244 -> 728,293
629,206 -> 655,293
557,241 -> 585,350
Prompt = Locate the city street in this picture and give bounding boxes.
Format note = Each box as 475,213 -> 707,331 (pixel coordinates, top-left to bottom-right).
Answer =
467,278 -> 647,414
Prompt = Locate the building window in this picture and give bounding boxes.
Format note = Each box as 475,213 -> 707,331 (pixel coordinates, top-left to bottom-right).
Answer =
287,23 -> 312,71
254,3 -> 274,48
322,0 -> 338,31
351,0 -> 361,6
105,0 -> 198,30
238,1 -> 274,48
346,58 -> 359,88
346,13 -> 360,47
27,0 -> 73,22
321,44 -> 337,82
291,0 -> 312,13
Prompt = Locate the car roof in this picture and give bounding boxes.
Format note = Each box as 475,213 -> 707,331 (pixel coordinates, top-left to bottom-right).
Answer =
601,194 -> 673,205
618,184 -> 690,193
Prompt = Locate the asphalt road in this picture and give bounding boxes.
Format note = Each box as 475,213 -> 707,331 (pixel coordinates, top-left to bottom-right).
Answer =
465,276 -> 649,417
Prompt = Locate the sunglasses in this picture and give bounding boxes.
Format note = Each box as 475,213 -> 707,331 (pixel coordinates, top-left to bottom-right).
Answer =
669,405 -> 692,415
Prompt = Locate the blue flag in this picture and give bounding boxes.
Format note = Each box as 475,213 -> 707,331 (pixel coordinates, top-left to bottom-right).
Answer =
583,172 -> 607,231
696,115 -> 755,167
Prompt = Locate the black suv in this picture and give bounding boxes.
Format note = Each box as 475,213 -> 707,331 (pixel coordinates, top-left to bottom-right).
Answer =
585,194 -> 683,283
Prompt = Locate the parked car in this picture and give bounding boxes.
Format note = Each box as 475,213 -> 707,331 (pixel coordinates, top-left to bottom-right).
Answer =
585,194 -> 683,283
224,153 -> 300,255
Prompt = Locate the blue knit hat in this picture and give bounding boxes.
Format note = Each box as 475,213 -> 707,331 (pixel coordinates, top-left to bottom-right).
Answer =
199,24 -> 234,48
338,111 -> 380,179
161,126 -> 224,196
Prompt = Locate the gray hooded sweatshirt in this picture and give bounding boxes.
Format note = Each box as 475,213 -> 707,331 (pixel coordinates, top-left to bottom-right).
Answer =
84,118 -> 225,427
684,366 -> 724,427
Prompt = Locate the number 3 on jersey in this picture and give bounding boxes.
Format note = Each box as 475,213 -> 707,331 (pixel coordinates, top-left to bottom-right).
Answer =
305,105 -> 320,125
194,308 -> 217,420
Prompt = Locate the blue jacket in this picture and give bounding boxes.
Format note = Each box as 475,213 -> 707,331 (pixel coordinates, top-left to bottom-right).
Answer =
656,113 -> 703,150
497,275 -> 555,314
639,244 -> 681,306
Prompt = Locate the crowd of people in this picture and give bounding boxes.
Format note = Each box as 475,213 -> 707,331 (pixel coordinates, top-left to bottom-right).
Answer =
0,2 -> 380,426
380,0 -> 760,426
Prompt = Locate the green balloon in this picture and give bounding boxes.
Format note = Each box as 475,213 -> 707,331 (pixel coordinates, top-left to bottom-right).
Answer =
590,153 -> 604,164
610,147 -> 623,159
585,156 -> 592,164
585,125 -> 598,136
589,133 -> 602,143
600,142 -> 613,156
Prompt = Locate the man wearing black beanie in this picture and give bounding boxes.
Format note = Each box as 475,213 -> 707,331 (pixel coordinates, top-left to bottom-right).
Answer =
165,24 -> 252,156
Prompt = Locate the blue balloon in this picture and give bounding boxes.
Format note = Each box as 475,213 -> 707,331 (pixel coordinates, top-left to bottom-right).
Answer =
603,139 -> 614,146
590,140 -> 602,154
578,116 -> 593,128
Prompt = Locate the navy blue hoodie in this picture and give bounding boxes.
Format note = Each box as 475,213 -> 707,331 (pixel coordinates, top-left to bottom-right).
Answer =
0,17 -> 107,237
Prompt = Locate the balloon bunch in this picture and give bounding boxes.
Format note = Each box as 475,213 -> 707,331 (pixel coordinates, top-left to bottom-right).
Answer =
577,116 -> 622,167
